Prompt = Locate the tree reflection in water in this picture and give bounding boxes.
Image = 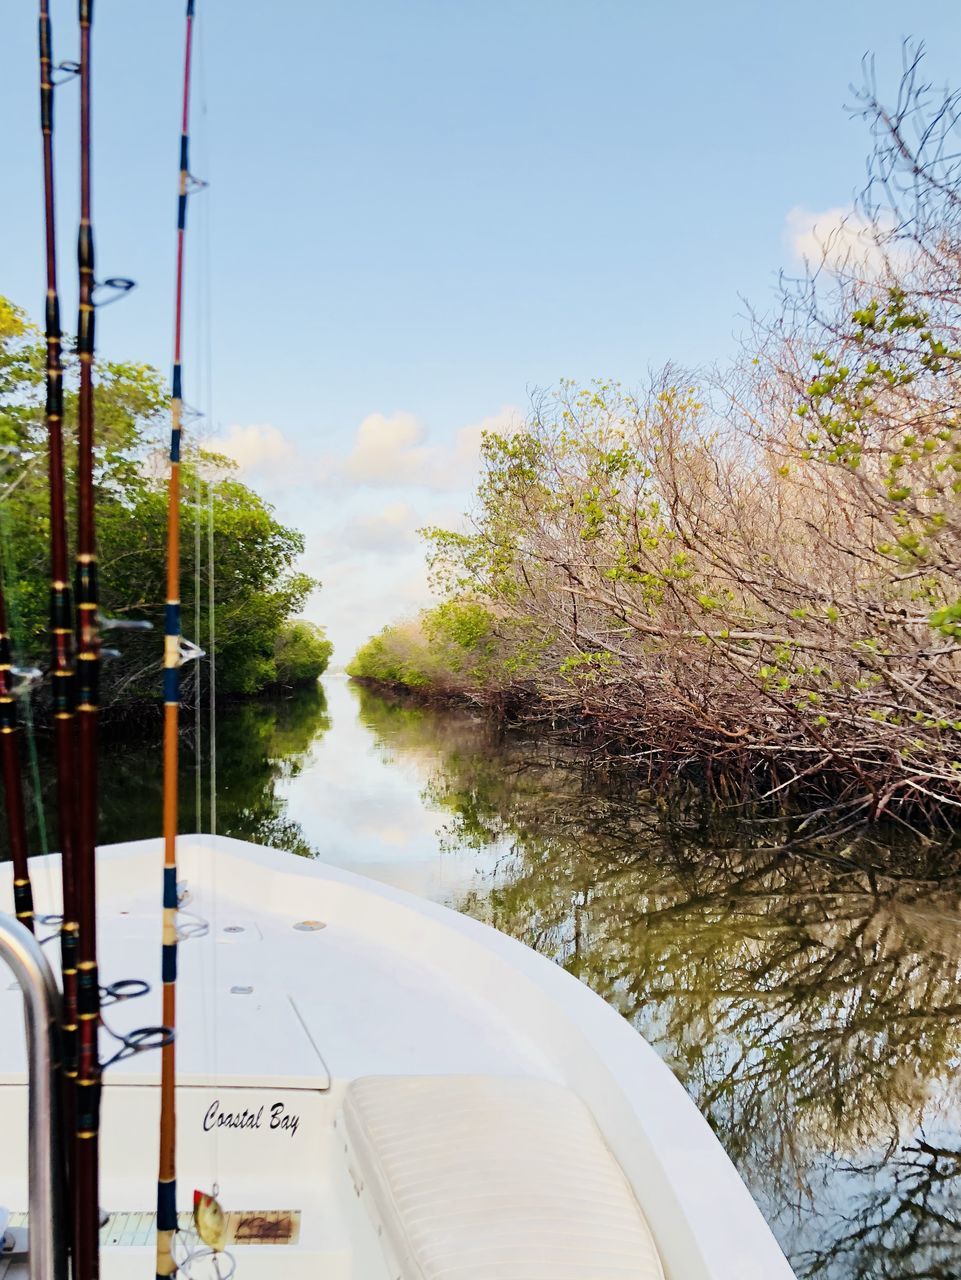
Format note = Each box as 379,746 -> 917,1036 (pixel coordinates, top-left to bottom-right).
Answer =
91,683 -> 332,856
352,684 -> 961,1280
211,683 -> 332,856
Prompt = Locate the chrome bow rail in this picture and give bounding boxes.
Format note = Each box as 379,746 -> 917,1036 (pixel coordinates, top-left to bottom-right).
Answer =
0,913 -> 65,1280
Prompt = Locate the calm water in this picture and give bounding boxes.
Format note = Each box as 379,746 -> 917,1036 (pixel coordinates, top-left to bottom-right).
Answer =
14,676 -> 961,1278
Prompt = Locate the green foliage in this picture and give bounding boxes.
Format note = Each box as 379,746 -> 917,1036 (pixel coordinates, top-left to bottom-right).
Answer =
797,287 -> 961,537
347,632 -> 424,687
349,357 -> 961,824
423,599 -> 493,652
347,599 -> 506,692
557,650 -> 618,680
345,61 -> 961,829
273,620 -> 333,686
929,600 -> 961,640
0,296 -> 319,707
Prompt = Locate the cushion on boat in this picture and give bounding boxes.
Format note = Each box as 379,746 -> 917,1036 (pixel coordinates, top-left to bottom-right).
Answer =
341,1074 -> 665,1280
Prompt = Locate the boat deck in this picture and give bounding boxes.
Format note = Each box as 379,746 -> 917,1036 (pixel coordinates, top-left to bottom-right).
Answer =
1,837 -> 553,1278
2,838 -> 548,1091
0,836 -> 796,1279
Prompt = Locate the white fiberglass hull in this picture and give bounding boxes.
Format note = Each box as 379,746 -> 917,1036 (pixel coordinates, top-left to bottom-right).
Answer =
0,836 -> 795,1279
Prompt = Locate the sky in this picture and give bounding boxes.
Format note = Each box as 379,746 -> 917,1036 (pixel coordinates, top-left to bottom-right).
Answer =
4,1 -> 961,663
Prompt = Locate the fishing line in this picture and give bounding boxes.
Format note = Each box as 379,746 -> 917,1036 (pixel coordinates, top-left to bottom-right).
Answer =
207,485 -> 217,845
195,464 -> 203,832
97,980 -> 173,1071
0,482 -> 50,885
190,12 -> 209,843
0,497 -> 47,858
156,2 -> 205,1273
35,10 -> 82,1181
72,2 -> 109,1272
197,4 -> 224,1192
171,1230 -> 236,1280
0,527 -> 39,933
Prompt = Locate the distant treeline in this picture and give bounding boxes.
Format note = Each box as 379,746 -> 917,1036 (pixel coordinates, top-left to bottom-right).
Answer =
0,297 -> 331,716
349,55 -> 961,840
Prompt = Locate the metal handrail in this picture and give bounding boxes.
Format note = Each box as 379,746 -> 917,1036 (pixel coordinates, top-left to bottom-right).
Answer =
0,913 -> 65,1280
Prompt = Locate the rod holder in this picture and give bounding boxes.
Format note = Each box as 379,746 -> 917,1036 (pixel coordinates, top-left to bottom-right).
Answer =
0,913 -> 66,1280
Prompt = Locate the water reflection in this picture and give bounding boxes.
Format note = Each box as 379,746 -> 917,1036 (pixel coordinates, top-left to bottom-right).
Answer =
260,679 -> 504,898
8,676 -> 961,1277
347,681 -> 961,1280
212,683 -> 332,856
5,683 -> 334,858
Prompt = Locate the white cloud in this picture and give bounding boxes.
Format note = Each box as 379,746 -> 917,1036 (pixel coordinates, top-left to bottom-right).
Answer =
214,423 -> 304,483
205,405 -> 519,660
302,550 -> 436,664
784,205 -> 899,276
210,404 -> 520,498
343,406 -> 520,491
343,502 -> 418,553
343,412 -> 431,486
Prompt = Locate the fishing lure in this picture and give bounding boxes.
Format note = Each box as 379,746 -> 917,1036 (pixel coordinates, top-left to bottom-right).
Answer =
193,1190 -> 227,1252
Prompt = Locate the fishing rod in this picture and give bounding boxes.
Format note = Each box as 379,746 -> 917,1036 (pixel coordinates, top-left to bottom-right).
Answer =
0,581 -> 34,933
158,3 -> 199,1275
74,1 -> 102,1275
38,0 -> 81,1118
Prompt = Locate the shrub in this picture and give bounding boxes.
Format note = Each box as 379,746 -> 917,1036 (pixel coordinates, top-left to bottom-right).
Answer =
273,620 -> 333,686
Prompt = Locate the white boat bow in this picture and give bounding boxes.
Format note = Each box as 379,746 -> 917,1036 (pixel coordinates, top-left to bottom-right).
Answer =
0,835 -> 795,1279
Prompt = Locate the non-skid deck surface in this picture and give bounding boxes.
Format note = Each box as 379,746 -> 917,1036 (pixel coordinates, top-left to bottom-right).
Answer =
0,842 -> 549,1088
5,1209 -> 301,1247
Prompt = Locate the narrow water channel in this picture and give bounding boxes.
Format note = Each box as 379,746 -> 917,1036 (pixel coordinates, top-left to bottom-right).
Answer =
14,675 -> 961,1278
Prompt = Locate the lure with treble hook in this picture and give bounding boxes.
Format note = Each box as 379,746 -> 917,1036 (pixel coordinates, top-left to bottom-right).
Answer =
193,1190 -> 227,1252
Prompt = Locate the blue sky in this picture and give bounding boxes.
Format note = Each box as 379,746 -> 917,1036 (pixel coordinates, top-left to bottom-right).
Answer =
4,1 -> 961,659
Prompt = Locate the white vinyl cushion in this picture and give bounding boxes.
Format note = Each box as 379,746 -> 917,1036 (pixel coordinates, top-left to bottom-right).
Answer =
342,1075 -> 665,1280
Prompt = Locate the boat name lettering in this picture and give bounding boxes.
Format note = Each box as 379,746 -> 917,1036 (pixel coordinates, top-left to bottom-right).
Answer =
203,1100 -> 300,1137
